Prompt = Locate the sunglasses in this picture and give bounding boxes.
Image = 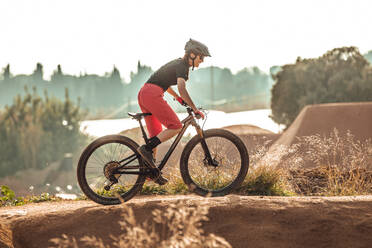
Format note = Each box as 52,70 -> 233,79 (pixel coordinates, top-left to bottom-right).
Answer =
198,55 -> 204,60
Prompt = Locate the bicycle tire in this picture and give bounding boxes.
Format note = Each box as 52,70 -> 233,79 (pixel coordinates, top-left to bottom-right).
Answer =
77,135 -> 146,205
180,129 -> 249,196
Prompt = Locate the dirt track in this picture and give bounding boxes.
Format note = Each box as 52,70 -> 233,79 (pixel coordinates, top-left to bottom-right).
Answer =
1,195 -> 372,248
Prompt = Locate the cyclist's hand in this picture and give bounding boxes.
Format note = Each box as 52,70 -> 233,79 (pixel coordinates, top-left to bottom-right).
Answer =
194,110 -> 205,120
176,97 -> 186,106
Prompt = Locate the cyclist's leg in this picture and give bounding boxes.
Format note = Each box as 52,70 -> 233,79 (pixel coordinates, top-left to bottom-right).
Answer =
140,106 -> 162,159
138,87 -> 163,160
144,97 -> 182,142
137,85 -> 168,184
139,84 -> 182,144
142,112 -> 163,138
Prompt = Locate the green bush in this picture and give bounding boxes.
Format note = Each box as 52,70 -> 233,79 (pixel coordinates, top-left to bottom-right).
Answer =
0,87 -> 88,177
0,185 -> 63,206
0,185 -> 24,206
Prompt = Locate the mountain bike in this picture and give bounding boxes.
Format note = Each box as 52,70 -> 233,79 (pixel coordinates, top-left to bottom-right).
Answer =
77,104 -> 249,205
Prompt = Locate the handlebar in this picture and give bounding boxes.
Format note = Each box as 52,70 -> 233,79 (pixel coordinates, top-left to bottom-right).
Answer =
184,103 -> 204,119
175,97 -> 204,119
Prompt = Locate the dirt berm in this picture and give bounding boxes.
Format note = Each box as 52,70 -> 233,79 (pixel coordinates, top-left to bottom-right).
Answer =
274,102 -> 372,146
1,195 -> 372,248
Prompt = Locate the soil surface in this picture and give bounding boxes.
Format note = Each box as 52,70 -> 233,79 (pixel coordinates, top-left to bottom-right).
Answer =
1,195 -> 372,248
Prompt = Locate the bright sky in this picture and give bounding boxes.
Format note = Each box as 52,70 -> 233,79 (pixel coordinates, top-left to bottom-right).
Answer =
1,0 -> 371,81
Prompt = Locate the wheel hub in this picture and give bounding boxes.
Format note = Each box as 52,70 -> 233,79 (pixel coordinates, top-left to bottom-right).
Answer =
203,157 -> 219,167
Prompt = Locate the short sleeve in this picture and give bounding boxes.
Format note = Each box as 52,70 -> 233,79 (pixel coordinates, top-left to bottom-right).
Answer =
176,64 -> 189,81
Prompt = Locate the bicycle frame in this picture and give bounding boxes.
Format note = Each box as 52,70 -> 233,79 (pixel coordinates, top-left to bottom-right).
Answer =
115,107 -> 210,175
157,110 -> 195,171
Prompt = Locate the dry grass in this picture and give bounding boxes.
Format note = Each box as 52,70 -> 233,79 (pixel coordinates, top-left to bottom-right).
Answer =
238,164 -> 293,196
50,199 -> 232,248
289,165 -> 372,196
266,129 -> 372,196
236,139 -> 294,196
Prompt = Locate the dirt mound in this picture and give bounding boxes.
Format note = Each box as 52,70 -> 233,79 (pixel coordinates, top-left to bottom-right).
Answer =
1,195 -> 372,248
221,124 -> 280,154
222,124 -> 273,135
274,102 -> 372,146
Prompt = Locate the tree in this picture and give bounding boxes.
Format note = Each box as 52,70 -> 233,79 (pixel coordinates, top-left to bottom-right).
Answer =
271,47 -> 372,127
2,64 -> 11,81
0,88 -> 87,177
32,62 -> 44,82
51,64 -> 64,82
110,66 -> 122,84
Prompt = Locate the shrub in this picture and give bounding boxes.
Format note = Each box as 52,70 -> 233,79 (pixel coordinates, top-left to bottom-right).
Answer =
0,185 -> 18,206
0,87 -> 88,177
238,165 -> 293,196
0,185 -> 63,206
275,129 -> 372,195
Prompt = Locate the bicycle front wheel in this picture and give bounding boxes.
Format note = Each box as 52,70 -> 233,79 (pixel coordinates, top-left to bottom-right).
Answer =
180,129 -> 249,196
77,135 -> 146,205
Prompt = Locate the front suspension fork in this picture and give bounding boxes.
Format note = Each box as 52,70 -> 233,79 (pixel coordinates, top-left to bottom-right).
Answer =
193,121 -> 216,166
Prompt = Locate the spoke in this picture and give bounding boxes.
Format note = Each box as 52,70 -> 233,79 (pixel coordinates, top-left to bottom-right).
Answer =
95,176 -> 107,188
86,175 -> 104,180
87,159 -> 104,167
101,148 -> 111,164
92,152 -> 105,166
214,138 -> 221,157
110,143 -> 116,161
101,146 -> 110,163
85,166 -> 101,173
86,161 -> 102,168
109,143 -> 115,161
112,143 -> 119,160
117,145 -> 125,162
107,143 -> 113,162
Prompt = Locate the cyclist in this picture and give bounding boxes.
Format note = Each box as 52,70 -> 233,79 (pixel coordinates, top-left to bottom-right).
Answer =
137,38 -> 211,185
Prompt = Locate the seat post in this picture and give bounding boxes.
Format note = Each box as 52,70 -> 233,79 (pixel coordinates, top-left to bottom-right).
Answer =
138,118 -> 149,144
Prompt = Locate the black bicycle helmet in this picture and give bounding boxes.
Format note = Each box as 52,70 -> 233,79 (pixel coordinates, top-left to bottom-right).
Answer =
184,39 -> 211,57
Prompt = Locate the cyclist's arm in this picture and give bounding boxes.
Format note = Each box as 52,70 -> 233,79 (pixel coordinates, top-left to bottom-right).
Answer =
177,77 -> 197,111
166,86 -> 179,99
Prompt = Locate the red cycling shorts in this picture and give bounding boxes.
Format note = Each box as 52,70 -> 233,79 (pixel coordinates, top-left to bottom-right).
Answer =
138,83 -> 182,138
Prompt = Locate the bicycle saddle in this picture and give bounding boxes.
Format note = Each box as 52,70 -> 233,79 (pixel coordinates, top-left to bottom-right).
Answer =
128,112 -> 152,120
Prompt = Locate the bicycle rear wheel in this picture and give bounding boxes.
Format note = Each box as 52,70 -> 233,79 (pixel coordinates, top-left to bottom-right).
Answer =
77,135 -> 146,205
180,129 -> 249,196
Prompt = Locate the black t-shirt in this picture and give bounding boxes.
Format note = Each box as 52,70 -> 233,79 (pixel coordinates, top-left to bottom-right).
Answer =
146,58 -> 189,91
